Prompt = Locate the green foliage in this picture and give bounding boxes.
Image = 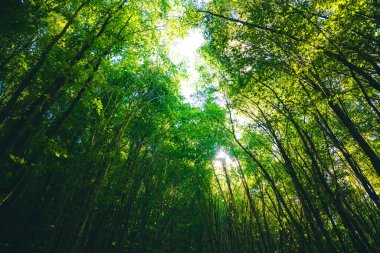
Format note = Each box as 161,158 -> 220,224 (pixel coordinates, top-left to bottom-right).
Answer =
0,0 -> 379,252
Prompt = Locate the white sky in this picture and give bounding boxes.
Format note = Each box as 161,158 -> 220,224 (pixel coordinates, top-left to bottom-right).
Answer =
168,27 -> 245,164
169,29 -> 205,104
214,149 -> 236,174
169,30 -> 234,163
216,149 -> 230,161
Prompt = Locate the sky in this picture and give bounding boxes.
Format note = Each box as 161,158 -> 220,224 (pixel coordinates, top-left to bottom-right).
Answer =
169,28 -> 234,163
168,28 -> 205,104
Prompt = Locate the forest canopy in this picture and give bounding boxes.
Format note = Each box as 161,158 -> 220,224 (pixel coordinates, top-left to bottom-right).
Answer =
0,0 -> 379,252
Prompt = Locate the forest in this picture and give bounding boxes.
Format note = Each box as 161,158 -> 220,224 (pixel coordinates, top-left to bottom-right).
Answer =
0,0 -> 379,252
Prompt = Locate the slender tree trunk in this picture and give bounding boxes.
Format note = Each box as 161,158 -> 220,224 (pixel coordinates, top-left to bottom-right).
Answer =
0,0 -> 91,122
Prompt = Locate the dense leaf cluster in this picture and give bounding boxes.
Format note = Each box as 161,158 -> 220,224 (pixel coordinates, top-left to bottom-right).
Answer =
0,0 -> 379,252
